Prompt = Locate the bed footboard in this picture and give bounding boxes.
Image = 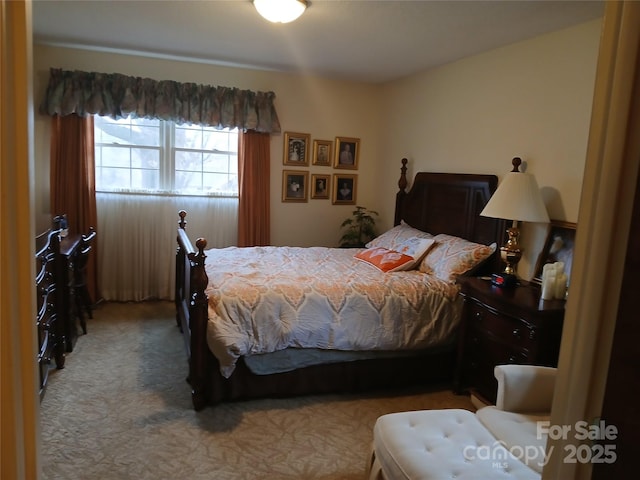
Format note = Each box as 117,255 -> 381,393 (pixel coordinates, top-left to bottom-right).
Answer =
175,210 -> 209,411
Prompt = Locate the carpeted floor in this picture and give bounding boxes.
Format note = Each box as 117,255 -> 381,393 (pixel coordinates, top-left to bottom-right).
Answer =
40,301 -> 474,479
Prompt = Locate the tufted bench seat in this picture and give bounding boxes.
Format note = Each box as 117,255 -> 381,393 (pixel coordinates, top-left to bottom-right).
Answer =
368,365 -> 556,480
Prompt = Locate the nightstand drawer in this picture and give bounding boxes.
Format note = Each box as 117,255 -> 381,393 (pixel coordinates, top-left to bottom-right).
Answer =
466,300 -> 536,349
466,330 -> 530,364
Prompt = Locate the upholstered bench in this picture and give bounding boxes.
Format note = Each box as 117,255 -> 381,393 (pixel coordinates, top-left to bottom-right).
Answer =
368,365 -> 556,480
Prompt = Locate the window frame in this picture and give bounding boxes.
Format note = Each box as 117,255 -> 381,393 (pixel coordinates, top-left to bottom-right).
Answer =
94,116 -> 239,197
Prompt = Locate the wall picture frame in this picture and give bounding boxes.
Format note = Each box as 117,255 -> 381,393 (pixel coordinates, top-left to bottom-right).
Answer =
533,220 -> 577,285
334,136 -> 359,170
311,174 -> 331,199
282,170 -> 309,202
332,173 -> 357,205
312,139 -> 332,166
283,132 -> 310,166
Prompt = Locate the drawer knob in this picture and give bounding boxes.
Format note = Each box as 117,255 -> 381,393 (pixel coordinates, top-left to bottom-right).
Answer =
509,355 -> 517,363
474,312 -> 483,321
512,328 -> 521,339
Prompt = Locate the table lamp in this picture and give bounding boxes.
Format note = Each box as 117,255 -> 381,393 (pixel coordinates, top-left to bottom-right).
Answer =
480,157 -> 550,286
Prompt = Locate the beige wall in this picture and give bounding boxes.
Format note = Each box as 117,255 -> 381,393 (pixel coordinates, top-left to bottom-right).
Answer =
33,18 -> 601,277
380,19 -> 602,279
32,44 -> 384,246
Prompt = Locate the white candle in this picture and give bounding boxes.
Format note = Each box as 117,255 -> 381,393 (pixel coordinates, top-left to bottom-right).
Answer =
543,263 -> 556,276
555,273 -> 567,299
541,274 -> 556,300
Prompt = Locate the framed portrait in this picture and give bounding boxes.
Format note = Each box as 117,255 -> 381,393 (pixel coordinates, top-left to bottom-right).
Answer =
334,136 -> 360,170
532,220 -> 577,285
283,132 -> 310,166
282,170 -> 309,202
312,139 -> 332,166
332,173 -> 357,205
311,174 -> 331,199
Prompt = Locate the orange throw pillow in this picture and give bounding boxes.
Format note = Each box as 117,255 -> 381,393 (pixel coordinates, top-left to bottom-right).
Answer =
355,247 -> 416,273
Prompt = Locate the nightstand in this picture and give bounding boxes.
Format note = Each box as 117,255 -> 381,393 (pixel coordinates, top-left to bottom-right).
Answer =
453,276 -> 565,404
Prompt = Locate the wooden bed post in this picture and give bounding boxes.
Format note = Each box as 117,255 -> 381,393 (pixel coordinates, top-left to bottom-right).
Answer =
394,158 -> 408,225
175,210 -> 187,329
175,210 -> 210,410
188,237 -> 209,411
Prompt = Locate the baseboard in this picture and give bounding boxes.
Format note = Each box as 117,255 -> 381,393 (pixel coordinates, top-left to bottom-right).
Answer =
470,392 -> 492,410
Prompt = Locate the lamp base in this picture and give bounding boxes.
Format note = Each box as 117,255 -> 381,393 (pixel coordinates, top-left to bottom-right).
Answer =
497,221 -> 522,282
491,273 -> 518,288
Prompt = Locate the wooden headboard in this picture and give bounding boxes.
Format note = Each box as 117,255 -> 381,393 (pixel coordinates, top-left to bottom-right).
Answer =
394,158 -> 504,270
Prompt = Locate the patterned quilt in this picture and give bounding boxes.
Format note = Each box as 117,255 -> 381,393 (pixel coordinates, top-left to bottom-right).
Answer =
204,246 -> 463,377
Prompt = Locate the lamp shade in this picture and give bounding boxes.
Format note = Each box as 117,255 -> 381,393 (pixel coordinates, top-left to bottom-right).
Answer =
481,158 -> 550,223
254,0 -> 308,23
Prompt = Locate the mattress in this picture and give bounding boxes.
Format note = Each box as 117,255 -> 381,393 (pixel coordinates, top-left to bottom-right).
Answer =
204,246 -> 462,378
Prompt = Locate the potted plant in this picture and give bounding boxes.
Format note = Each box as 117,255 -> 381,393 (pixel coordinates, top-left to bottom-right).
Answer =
339,206 -> 379,248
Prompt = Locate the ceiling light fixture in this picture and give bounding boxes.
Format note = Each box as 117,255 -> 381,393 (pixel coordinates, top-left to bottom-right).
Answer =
253,0 -> 308,24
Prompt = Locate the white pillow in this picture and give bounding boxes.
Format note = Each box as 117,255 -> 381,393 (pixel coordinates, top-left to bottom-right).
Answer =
420,234 -> 496,282
365,221 -> 433,251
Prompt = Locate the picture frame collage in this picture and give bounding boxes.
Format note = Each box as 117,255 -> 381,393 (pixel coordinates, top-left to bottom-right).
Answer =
282,132 -> 360,204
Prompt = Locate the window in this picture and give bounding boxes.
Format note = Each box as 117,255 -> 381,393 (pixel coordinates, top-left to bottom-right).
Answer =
94,116 -> 238,196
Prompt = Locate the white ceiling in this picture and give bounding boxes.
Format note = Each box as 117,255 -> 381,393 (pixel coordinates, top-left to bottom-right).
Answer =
32,0 -> 604,84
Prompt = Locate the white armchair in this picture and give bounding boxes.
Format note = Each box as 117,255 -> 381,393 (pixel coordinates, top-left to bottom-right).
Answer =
475,365 -> 556,476
369,365 -> 557,480
494,364 -> 557,413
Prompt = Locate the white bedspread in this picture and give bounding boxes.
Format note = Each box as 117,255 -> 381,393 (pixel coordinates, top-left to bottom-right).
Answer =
204,246 -> 462,378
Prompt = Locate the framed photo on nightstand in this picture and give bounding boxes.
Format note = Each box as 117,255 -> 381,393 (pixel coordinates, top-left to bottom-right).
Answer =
533,220 -> 577,285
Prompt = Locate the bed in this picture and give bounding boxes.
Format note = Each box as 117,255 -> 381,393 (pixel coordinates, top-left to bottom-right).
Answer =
175,159 -> 502,410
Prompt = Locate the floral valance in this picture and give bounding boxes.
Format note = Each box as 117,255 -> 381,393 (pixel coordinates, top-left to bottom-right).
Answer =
39,68 -> 281,133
